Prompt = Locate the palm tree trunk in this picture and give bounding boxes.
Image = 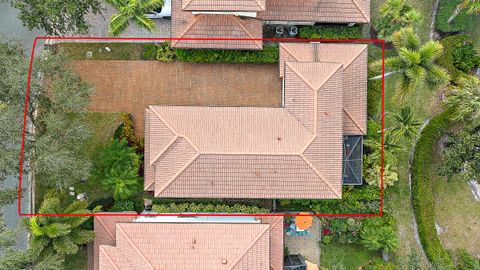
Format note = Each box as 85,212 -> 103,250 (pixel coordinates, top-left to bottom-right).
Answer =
448,3 -> 465,24
369,70 -> 400,81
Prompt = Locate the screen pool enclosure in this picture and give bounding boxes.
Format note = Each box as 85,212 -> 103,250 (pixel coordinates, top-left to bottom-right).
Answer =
343,136 -> 363,185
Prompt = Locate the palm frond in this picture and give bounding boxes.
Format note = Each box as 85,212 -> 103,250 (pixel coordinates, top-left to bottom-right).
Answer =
419,41 -> 443,63
108,13 -> 131,37
139,0 -> 164,11
133,14 -> 156,31
392,28 -> 420,50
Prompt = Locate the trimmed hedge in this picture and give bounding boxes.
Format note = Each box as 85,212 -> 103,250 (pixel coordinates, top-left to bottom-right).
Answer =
411,110 -> 455,268
435,0 -> 474,33
367,68 -> 382,117
152,202 -> 270,213
439,34 -> 480,80
174,45 -> 279,64
299,25 -> 363,39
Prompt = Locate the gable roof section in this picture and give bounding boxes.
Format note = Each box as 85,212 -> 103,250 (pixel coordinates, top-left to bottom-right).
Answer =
259,0 -> 370,23
182,0 -> 266,11
93,214 -> 136,270
98,222 -> 271,270
172,0 -> 263,50
279,43 -> 368,136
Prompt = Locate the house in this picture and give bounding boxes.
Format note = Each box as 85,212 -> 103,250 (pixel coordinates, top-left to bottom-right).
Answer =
144,42 -> 367,199
93,214 -> 284,270
171,0 -> 370,49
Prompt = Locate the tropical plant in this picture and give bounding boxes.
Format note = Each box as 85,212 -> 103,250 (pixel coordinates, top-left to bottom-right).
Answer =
360,226 -> 399,258
364,163 -> 399,188
445,76 -> 480,127
370,28 -> 450,101
375,0 -> 422,42
448,0 -> 480,23
389,106 -> 422,140
103,164 -> 142,200
105,0 -> 164,37
28,195 -> 100,259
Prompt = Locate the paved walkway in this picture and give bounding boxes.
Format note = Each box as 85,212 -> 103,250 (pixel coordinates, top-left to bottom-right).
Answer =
285,216 -> 321,266
73,60 -> 282,135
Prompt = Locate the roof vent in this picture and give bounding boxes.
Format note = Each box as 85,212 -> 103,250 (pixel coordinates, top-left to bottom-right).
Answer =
277,136 -> 282,142
255,171 -> 261,177
222,259 -> 228,264
192,238 -> 196,244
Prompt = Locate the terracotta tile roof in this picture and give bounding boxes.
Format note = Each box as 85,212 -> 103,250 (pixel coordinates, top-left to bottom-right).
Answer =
182,0 -> 266,11
145,60 -> 347,199
259,0 -> 370,23
95,216 -> 284,270
279,43 -> 367,136
172,0 -> 263,50
93,214 -> 136,270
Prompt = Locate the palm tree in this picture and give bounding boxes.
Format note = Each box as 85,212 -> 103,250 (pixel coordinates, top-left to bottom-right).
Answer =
448,0 -> 480,24
93,139 -> 140,182
106,0 -> 164,37
103,164 -> 142,200
28,195 -> 100,258
445,76 -> 480,127
376,0 -> 422,42
389,106 -> 422,139
360,226 -> 399,260
370,28 -> 450,101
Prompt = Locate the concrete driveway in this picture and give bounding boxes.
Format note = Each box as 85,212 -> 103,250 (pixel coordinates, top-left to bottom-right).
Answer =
83,3 -> 171,39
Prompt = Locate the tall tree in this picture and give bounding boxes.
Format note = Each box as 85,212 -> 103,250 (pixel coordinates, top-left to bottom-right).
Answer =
375,0 -> 422,42
105,0 -> 164,37
445,76 -> 480,127
389,106 -> 422,140
28,194 -> 100,258
370,28 -> 450,101
448,0 -> 480,24
10,0 -> 102,35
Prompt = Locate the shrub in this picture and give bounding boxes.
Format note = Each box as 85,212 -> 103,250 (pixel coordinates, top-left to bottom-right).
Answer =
411,110 -> 455,268
363,259 -> 396,270
453,43 -> 480,73
436,0 -> 475,33
156,42 -> 175,62
142,44 -> 158,60
298,25 -> 362,39
175,45 -> 279,64
110,200 -> 136,212
367,68 -> 383,117
118,112 -> 144,152
439,35 -> 469,79
152,202 -> 270,213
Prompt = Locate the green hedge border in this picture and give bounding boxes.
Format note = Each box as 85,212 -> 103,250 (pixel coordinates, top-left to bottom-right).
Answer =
411,110 -> 455,268
152,202 -> 270,213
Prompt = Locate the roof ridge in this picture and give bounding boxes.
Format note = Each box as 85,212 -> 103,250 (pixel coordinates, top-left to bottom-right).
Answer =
343,108 -> 366,134
95,217 -> 116,241
252,0 -> 265,9
181,0 -> 195,10
201,152 -> 301,156
232,16 -> 262,49
343,44 -> 368,69
228,224 -> 270,270
286,62 -> 342,92
280,44 -> 302,62
99,246 -> 121,270
299,154 -> 341,198
150,107 -> 179,136
150,136 -> 178,166
116,224 -> 155,270
350,0 -> 369,23
154,152 -> 201,197
171,15 -> 202,46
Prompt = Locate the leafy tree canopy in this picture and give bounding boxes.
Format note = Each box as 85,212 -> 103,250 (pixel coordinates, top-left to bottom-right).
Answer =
10,0 -> 102,35
375,0 -> 422,42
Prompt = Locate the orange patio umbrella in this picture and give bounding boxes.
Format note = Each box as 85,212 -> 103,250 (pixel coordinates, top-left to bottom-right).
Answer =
295,213 -> 313,231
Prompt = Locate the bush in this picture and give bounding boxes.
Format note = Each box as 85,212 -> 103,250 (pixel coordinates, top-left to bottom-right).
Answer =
436,0 -> 475,33
439,34 -> 471,79
152,202 -> 270,213
142,44 -> 158,60
174,45 -> 279,64
453,43 -> 480,73
368,69 -> 383,117
411,110 -> 455,268
156,42 -> 175,62
299,25 -> 362,39
118,112 -> 144,152
110,200 -> 137,212
363,259 -> 396,270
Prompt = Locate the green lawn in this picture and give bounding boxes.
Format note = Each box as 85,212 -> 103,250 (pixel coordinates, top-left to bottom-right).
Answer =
57,43 -> 150,60
321,243 -> 381,269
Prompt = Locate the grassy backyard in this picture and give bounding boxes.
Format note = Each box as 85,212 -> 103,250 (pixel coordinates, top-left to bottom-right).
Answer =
57,43 -> 151,60
321,243 -> 381,269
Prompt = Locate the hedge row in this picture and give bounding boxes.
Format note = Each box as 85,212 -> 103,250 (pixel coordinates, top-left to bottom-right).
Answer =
435,0 -> 474,33
152,202 -> 270,213
411,110 -> 455,268
299,25 -> 363,39
174,45 -> 279,64
367,68 -> 382,117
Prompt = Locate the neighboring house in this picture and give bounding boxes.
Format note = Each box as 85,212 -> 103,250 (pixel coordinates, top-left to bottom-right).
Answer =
144,43 -> 367,199
171,0 -> 370,49
93,214 -> 284,270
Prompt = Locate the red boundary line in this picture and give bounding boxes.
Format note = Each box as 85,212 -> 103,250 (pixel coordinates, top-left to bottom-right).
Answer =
18,36 -> 385,217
